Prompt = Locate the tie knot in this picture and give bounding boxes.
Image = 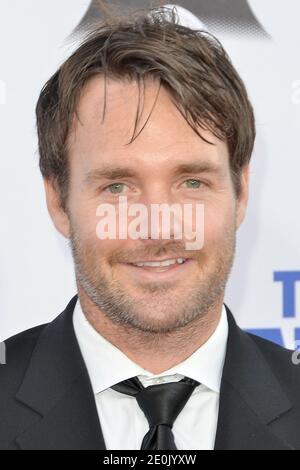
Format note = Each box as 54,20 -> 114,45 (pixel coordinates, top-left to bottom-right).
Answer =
136,379 -> 198,428
111,376 -> 199,428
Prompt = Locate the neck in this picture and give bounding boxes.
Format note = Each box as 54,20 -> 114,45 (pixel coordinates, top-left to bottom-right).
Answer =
77,285 -> 223,374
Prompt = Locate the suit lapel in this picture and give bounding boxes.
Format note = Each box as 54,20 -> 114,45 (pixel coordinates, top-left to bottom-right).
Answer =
15,295 -> 106,450
214,306 -> 293,450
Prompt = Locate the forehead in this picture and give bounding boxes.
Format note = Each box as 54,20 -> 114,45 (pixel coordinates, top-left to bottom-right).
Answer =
67,75 -> 228,170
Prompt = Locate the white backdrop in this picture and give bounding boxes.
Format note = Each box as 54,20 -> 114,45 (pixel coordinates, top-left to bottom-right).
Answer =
0,0 -> 300,348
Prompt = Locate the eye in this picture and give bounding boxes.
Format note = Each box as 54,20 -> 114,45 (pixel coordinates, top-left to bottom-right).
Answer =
104,183 -> 126,194
183,179 -> 203,189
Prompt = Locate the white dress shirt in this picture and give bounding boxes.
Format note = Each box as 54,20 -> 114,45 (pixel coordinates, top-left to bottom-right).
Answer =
73,298 -> 228,450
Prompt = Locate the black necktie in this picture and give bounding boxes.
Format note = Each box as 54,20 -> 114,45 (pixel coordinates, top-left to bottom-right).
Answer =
111,376 -> 200,450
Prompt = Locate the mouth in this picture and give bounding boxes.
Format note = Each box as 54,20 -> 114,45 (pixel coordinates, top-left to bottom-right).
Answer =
120,257 -> 194,281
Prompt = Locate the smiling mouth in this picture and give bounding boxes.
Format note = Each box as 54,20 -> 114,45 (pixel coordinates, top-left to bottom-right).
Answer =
130,258 -> 186,271
126,257 -> 189,273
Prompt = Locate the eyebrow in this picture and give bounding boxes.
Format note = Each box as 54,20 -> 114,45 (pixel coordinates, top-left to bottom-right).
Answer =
83,161 -> 222,185
84,167 -> 137,185
172,162 -> 222,176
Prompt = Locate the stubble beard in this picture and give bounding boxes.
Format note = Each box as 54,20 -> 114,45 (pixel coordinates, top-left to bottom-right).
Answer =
69,225 -> 236,335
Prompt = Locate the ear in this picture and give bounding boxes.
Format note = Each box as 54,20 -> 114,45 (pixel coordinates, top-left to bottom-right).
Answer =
235,164 -> 250,230
44,178 -> 70,239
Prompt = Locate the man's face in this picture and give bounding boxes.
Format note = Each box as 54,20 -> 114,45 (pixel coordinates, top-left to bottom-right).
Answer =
48,76 -> 249,333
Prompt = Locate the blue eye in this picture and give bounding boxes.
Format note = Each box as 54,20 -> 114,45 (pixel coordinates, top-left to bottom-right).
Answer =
105,183 -> 125,194
184,179 -> 202,189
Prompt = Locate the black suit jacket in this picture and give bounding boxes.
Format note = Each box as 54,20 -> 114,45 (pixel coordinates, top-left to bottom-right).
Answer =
1,295 -> 300,450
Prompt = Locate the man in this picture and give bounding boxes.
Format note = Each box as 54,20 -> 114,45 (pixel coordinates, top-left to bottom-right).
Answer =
1,6 -> 299,450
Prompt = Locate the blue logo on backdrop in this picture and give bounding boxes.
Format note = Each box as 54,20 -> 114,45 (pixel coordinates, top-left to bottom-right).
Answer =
246,271 -> 300,348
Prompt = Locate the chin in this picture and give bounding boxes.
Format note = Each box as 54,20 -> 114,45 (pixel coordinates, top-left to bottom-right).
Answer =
128,309 -> 192,333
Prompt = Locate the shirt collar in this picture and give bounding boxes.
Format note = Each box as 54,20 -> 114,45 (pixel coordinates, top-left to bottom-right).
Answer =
73,297 -> 228,394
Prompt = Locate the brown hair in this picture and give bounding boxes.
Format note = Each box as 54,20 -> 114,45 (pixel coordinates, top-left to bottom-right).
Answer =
36,4 -> 255,210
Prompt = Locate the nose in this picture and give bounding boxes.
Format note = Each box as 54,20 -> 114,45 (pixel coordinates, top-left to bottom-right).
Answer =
136,186 -> 181,243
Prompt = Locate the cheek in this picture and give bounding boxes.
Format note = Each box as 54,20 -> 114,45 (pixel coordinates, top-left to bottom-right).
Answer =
202,202 -> 236,250
69,196 -> 101,241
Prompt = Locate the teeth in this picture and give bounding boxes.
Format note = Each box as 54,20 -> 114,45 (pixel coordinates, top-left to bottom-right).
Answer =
133,258 -> 186,267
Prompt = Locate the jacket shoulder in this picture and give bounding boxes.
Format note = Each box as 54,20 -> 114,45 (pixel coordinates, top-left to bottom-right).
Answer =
246,331 -> 300,389
0,324 -> 48,392
248,331 -> 294,357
